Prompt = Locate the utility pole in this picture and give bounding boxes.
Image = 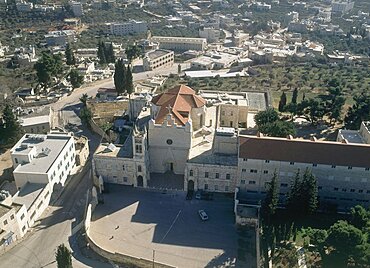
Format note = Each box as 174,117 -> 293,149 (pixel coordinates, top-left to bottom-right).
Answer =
152,249 -> 155,268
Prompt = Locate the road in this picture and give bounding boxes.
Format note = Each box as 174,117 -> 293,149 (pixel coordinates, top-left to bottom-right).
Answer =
0,63 -> 188,268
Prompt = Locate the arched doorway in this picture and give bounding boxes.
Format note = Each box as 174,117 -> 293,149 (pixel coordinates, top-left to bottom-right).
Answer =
188,180 -> 194,192
137,176 -> 143,187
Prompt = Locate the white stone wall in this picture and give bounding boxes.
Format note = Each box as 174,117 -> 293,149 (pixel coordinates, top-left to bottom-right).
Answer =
184,163 -> 237,192
15,205 -> 28,237
237,158 -> 370,209
190,106 -> 206,131
0,206 -> 20,242
24,184 -> 52,228
148,118 -> 192,174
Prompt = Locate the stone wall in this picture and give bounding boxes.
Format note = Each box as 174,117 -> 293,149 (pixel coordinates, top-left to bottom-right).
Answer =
87,101 -> 128,120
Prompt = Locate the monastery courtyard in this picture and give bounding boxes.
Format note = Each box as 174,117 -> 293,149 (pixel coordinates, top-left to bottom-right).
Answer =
89,185 -> 256,268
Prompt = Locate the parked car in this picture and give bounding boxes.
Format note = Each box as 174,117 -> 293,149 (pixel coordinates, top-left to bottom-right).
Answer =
195,190 -> 202,200
198,210 -> 208,221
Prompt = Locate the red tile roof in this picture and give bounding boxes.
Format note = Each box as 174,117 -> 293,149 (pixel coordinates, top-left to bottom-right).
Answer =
151,85 -> 206,125
239,135 -> 370,168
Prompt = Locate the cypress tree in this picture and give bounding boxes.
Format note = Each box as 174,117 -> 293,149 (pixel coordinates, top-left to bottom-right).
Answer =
125,64 -> 133,96
261,172 -> 279,224
65,43 -> 76,66
292,88 -> 298,104
97,41 -> 106,65
286,170 -> 302,218
105,43 -> 115,63
114,59 -> 125,94
301,168 -> 318,215
278,92 -> 287,112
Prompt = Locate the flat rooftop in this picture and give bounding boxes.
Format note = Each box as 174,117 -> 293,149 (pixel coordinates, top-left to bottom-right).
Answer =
12,133 -> 72,174
147,49 -> 172,60
20,115 -> 50,127
94,136 -> 133,159
13,182 -> 47,210
338,129 -> 365,144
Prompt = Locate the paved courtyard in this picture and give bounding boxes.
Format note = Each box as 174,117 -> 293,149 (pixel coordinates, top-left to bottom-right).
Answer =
89,185 -> 256,268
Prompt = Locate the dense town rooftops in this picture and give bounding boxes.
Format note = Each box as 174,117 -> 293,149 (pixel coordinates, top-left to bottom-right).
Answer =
239,135 -> 370,168
151,85 -> 206,126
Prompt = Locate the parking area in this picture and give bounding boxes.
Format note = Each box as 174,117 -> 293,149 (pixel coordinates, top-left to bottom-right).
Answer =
89,185 -> 256,268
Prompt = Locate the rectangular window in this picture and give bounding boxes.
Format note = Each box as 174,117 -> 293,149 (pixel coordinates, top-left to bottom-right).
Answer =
342,188 -> 347,192
280,183 -> 288,187
205,172 -> 209,178
334,187 -> 339,191
250,169 -> 257,173
225,185 -> 229,191
3,219 -> 8,225
350,189 -> 355,192
331,165 -> 336,168
122,165 -> 125,171
318,186 -> 322,190
348,166 -> 352,170
138,165 -> 142,172
312,164 -> 317,167
37,202 -> 43,209
359,189 -> 363,193
240,179 -> 246,184
290,162 -> 294,165
242,169 -> 246,172
123,177 -> 128,182
263,170 -> 268,174
204,184 -> 208,190
22,226 -> 26,232
20,214 -> 25,220
226,174 -> 231,180
265,160 -> 270,163
10,215 -> 14,220
15,158 -> 18,164
189,170 -> 193,176
366,168 -> 370,171
249,180 -> 256,184
215,173 -> 219,179
215,185 -> 218,191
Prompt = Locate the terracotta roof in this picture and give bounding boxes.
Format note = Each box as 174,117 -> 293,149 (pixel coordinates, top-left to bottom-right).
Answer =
151,85 -> 206,125
239,135 -> 370,168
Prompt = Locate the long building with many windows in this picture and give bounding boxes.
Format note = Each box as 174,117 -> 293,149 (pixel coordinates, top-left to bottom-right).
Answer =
93,85 -> 370,211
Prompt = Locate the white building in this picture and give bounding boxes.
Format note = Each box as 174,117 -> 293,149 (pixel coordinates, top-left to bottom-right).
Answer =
190,52 -> 239,70
199,27 -> 221,43
45,30 -> 76,47
332,1 -> 354,14
143,49 -> 174,71
70,1 -> 83,17
151,36 -> 207,52
103,21 -> 147,36
337,121 -> 370,144
2,132 -> 78,239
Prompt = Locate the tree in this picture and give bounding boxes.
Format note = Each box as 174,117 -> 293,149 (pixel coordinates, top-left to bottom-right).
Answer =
291,88 -> 298,104
344,92 -> 370,130
124,65 -> 134,120
350,205 -> 369,230
125,45 -> 141,63
34,52 -> 63,89
114,59 -> 125,94
300,168 -> 318,215
55,244 -> 72,268
79,93 -> 88,107
97,41 -> 106,65
68,69 -> 84,89
79,106 -> 92,123
259,120 -> 296,138
278,92 -> 287,112
65,43 -> 76,66
125,65 -> 133,96
286,170 -> 302,218
326,221 -> 364,263
254,108 -> 279,127
1,104 -> 22,144
261,172 -> 279,224
105,43 -> 115,63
